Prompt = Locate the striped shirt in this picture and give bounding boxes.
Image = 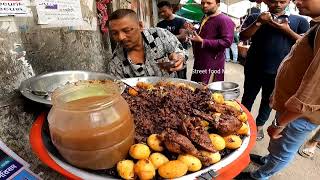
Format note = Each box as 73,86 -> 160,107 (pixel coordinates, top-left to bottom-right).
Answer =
109,27 -> 187,78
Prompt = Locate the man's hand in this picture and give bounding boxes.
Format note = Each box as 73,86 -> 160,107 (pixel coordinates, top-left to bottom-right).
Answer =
190,31 -> 203,43
257,12 -> 273,24
268,18 -> 301,41
268,20 -> 291,32
168,52 -> 184,72
267,110 -> 302,139
183,22 -> 195,31
267,125 -> 285,139
178,29 -> 188,42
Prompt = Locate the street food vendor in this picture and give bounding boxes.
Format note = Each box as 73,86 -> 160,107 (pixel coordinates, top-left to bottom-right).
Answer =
108,9 -> 187,78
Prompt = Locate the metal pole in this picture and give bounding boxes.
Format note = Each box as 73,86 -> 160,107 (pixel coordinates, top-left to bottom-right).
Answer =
227,0 -> 229,15
152,0 -> 158,26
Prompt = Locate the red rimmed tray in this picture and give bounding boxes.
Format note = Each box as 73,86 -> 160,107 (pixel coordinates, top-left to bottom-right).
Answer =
29,103 -> 256,180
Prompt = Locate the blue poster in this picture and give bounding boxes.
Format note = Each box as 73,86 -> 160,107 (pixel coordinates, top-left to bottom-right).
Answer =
12,169 -> 39,180
0,158 -> 23,180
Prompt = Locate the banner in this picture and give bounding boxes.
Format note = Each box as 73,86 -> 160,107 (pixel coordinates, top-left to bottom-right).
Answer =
0,0 -> 28,16
35,0 -> 83,27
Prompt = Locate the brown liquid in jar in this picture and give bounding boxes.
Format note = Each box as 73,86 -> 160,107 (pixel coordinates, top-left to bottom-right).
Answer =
49,95 -> 135,170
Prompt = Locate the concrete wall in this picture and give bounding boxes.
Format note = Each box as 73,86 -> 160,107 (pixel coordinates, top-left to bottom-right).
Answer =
0,26 -> 34,99
0,0 -> 112,99
0,1 -> 112,178
21,28 -> 108,74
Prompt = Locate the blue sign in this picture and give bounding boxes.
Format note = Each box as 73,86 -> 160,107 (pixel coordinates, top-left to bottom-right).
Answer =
12,169 -> 38,180
0,159 -> 23,180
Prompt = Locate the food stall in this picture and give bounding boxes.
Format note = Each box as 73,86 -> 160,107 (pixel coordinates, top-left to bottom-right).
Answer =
20,71 -> 257,180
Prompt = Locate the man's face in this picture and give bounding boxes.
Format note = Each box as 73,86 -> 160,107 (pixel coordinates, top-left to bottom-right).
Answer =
295,0 -> 320,18
159,5 -> 173,20
201,0 -> 219,15
109,16 -> 143,49
266,0 -> 290,14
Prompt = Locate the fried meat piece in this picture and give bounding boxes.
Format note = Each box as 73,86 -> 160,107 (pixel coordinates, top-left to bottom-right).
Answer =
160,129 -> 212,166
181,119 -> 217,152
208,101 -> 241,117
160,129 -> 199,155
192,109 -> 214,123
212,114 -> 242,136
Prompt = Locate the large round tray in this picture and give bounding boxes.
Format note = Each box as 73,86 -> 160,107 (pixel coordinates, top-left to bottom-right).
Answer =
29,77 -> 257,179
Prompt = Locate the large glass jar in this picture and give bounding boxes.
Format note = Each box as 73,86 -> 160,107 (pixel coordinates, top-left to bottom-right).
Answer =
47,80 -> 134,170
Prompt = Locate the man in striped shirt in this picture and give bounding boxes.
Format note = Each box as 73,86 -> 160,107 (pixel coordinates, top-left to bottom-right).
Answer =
108,9 -> 187,78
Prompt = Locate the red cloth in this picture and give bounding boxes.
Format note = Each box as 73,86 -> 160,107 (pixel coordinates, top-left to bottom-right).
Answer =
97,0 -> 112,33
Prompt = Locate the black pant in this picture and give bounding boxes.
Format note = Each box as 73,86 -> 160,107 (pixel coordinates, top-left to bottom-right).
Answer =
241,71 -> 276,127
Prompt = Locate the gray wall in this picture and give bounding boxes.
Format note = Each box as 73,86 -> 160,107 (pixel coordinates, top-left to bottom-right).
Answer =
0,0 -> 112,99
0,30 -> 34,98
21,28 -> 109,74
0,1 -> 112,178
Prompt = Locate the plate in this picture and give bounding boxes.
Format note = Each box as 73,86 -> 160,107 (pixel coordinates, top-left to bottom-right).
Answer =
19,71 -> 119,105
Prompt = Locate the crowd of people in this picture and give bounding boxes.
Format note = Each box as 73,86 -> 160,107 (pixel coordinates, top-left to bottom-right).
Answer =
107,0 -> 320,179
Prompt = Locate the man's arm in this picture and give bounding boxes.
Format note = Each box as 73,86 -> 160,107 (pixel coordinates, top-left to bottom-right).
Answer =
283,28 -> 303,41
176,29 -> 188,42
176,31 -> 186,41
280,24 -> 302,41
202,19 -> 234,51
159,28 -> 187,71
239,14 -> 261,41
191,18 -> 234,51
267,16 -> 309,41
240,12 -> 274,41
276,110 -> 302,127
267,110 -> 302,139
267,25 -> 316,140
176,19 -> 188,41
268,21 -> 302,41
285,32 -> 320,113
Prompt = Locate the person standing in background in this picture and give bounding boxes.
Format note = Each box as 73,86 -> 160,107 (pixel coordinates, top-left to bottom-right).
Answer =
190,0 -> 234,84
226,27 -> 240,63
240,0 -> 309,140
236,0 -> 320,178
299,129 -> 320,159
157,1 -> 190,79
235,0 -> 320,180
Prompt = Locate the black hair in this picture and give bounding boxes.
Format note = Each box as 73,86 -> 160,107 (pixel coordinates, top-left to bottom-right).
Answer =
109,9 -> 138,21
157,1 -> 172,9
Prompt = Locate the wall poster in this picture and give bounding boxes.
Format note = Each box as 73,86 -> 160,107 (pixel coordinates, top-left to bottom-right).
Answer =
35,0 -> 83,27
0,0 -> 29,16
